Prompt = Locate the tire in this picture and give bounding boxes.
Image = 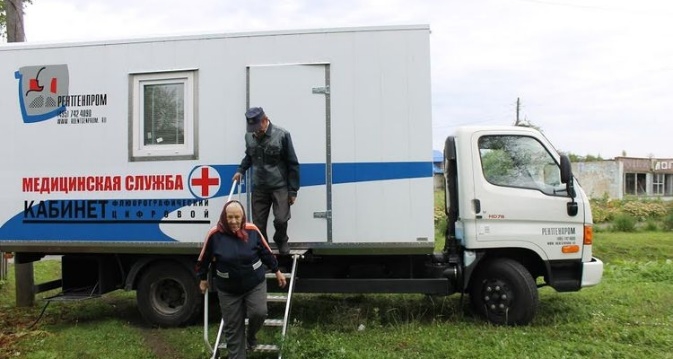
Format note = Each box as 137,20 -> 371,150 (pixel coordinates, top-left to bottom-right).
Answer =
469,258 -> 538,325
136,262 -> 201,327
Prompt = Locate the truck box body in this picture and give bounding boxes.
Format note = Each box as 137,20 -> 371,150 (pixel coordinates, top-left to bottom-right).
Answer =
0,25 -> 602,328
0,25 -> 434,254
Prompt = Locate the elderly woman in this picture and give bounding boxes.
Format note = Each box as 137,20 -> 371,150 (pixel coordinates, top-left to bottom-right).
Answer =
196,200 -> 286,358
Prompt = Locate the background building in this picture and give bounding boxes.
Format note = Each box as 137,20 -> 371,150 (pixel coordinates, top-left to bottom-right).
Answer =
573,157 -> 673,199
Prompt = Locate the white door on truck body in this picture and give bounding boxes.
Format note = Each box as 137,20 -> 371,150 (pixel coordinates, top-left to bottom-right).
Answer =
247,64 -> 329,243
468,131 -> 586,261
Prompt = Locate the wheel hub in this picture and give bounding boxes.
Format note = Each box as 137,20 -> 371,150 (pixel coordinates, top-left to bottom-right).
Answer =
481,279 -> 513,315
152,278 -> 186,314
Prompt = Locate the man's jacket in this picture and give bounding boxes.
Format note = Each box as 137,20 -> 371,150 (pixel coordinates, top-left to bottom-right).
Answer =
238,123 -> 300,196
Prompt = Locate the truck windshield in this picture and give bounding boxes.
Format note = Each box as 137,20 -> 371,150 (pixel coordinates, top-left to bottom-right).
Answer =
478,135 -> 563,195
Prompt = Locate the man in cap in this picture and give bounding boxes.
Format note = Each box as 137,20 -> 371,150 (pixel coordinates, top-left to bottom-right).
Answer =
232,107 -> 300,255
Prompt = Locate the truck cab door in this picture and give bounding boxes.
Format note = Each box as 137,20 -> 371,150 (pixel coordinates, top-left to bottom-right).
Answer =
247,64 -> 330,243
468,130 -> 586,261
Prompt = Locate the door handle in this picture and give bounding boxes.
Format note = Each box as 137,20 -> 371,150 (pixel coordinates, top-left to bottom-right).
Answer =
473,199 -> 481,214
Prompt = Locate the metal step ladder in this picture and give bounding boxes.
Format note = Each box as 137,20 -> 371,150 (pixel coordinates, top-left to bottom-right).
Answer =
204,250 -> 305,359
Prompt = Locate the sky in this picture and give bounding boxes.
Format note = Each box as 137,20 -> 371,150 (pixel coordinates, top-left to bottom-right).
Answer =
16,0 -> 673,159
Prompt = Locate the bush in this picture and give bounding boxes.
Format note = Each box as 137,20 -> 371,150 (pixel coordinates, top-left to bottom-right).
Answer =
590,197 -> 673,231
593,225 -> 607,233
663,212 -> 673,232
643,220 -> 659,232
621,199 -> 668,221
611,214 -> 637,232
590,195 -> 621,223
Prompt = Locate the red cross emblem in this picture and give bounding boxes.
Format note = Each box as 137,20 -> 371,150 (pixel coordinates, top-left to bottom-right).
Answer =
190,166 -> 221,198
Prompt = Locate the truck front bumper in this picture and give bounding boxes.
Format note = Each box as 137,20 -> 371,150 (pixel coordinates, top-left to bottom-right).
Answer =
581,257 -> 604,287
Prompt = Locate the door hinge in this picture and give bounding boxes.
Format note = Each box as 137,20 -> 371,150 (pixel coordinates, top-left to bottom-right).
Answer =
312,86 -> 330,95
313,210 -> 332,219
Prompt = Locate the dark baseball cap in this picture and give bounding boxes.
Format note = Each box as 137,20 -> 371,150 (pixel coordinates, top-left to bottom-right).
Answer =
245,107 -> 265,132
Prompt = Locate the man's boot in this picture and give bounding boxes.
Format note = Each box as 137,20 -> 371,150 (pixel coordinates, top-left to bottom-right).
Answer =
276,240 -> 290,255
273,221 -> 290,255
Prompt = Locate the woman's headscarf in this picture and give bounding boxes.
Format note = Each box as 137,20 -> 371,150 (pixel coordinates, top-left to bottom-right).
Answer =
216,200 -> 249,241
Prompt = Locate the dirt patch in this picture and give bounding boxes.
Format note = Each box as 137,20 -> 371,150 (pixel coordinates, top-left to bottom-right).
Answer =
0,288 -> 200,359
136,327 -> 186,359
123,309 -> 187,359
0,305 -> 46,359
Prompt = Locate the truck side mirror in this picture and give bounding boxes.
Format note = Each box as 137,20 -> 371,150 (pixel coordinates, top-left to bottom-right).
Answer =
559,155 -> 578,216
567,200 -> 578,216
559,155 -> 576,198
560,155 -> 571,184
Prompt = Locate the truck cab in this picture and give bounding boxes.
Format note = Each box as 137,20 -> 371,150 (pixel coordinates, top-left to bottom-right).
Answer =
443,126 -> 604,325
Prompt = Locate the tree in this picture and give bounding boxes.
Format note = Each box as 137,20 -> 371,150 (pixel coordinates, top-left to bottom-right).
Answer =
565,152 -> 582,162
563,152 -> 606,162
1,0 -> 31,41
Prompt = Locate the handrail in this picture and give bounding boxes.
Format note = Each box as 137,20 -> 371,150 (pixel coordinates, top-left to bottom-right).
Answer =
279,252 -> 302,359
203,272 -> 213,355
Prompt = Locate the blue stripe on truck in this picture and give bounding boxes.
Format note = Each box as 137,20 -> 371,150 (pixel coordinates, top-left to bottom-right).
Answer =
0,161 -> 432,242
210,161 -> 431,195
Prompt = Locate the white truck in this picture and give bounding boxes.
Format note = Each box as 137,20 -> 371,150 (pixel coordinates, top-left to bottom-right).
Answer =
0,25 -> 602,327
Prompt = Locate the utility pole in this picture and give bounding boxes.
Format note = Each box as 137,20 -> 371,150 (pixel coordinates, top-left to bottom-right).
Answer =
5,0 -> 33,306
5,0 -> 26,42
515,97 -> 521,126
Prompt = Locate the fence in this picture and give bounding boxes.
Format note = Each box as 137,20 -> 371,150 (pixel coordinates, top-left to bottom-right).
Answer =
1,253 -> 8,280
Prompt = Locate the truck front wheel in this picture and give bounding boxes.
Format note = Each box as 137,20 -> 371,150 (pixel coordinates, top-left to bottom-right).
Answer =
136,262 -> 201,327
469,258 -> 538,325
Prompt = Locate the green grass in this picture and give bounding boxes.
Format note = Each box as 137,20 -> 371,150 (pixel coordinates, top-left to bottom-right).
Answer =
2,231 -> 673,358
593,231 -> 673,263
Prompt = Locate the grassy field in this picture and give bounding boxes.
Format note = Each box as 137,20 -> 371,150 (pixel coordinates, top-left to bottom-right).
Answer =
1,231 -> 673,359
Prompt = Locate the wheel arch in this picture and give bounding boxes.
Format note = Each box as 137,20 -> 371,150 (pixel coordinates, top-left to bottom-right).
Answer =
466,247 -> 546,289
134,256 -> 202,327
125,255 -> 197,291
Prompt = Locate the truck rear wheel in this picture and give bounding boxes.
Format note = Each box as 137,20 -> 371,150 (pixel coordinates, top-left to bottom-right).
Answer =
469,258 -> 538,325
136,262 -> 200,327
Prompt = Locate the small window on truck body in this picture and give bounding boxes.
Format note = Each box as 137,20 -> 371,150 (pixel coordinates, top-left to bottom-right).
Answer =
478,135 -> 564,195
130,70 -> 197,161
